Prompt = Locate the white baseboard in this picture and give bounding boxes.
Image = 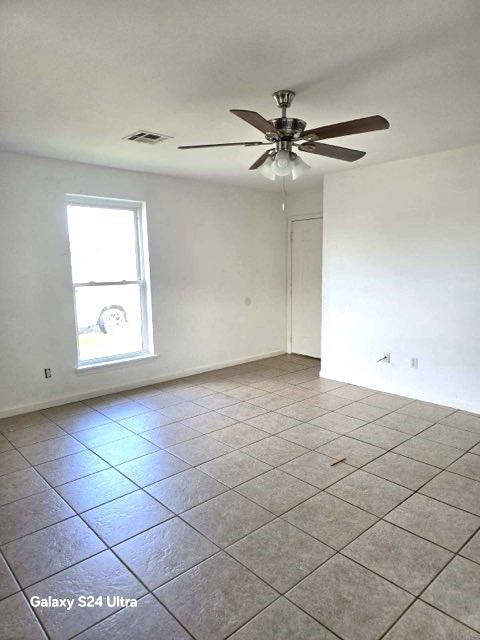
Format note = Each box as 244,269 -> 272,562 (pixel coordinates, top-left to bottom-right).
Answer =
320,365 -> 479,414
0,350 -> 286,419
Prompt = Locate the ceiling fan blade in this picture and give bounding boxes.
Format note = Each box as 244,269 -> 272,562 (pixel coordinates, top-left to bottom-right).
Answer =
231,110 -> 279,136
178,141 -> 267,149
302,115 -> 389,141
249,149 -> 273,170
298,142 -> 365,162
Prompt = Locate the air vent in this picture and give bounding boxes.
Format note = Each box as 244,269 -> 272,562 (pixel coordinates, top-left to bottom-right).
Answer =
124,131 -> 173,144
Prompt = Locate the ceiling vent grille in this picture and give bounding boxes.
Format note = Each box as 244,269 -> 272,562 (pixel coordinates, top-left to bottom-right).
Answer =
124,131 -> 172,144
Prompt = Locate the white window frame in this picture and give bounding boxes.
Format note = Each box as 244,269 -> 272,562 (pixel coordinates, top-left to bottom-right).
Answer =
66,194 -> 154,369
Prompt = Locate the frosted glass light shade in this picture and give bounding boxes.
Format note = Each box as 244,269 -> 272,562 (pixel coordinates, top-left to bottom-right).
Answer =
291,155 -> 311,180
271,150 -> 293,176
257,156 -> 276,180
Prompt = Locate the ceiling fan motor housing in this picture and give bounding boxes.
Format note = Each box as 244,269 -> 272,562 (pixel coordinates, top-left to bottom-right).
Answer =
266,117 -> 306,142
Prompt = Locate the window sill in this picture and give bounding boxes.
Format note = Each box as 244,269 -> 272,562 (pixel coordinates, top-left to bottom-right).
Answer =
75,353 -> 157,374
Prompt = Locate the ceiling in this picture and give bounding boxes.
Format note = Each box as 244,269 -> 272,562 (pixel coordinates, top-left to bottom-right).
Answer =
1,0 -> 479,192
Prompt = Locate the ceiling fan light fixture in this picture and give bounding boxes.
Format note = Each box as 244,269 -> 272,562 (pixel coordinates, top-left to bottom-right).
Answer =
257,155 -> 276,180
291,155 -> 311,180
271,150 -> 293,176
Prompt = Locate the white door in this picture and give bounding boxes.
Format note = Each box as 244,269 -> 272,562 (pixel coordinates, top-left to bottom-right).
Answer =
290,218 -> 322,358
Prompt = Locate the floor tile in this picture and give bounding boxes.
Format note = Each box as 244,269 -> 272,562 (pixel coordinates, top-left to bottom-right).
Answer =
194,393 -> 240,410
230,597 -> 337,640
398,400 -> 455,422
245,412 -> 301,435
329,385 -> 376,401
25,551 -> 146,639
172,385 -> 215,401
309,412 -> 366,434
448,452 -> 480,481
167,435 -> 232,465
280,451 -> 355,489
146,467 -> 227,513
81,490 -> 172,546
421,423 -> 480,450
248,393 -> 294,410
276,401 -> 328,422
0,489 -> 74,544
1,411 -> 51,431
236,468 -> 319,515
420,471 -> 480,515
5,422 -> 66,448
284,492 -> 377,549
440,410 -> 480,434
363,452 -> 439,489
97,401 -> 151,421
225,385 -> 266,401
42,403 -> 91,421
361,393 -> 414,411
287,554 -> 413,640
209,423 -> 267,448
227,519 -> 333,592
218,402 -> 268,422
56,468 -> 137,512
422,556 -> 480,631
118,411 -> 176,434
0,553 -> 19,599
343,520 -> 452,595
74,423 -> 133,448
308,392 -> 353,411
0,592 -> 46,639
317,435 -> 384,467
158,401 -> 209,421
336,402 -> 390,421
92,435 -> 158,466
241,436 -> 307,466
156,552 -> 276,640
198,451 -> 271,487
2,516 -> 105,587
140,422 -> 200,447
279,423 -> 338,449
375,411 -> 434,435
181,411 -> 236,434
115,449 -> 189,486
19,435 -> 86,465
0,467 -> 50,506
85,393 -> 130,410
0,434 -> 13,454
182,490 -> 274,547
461,530 -> 480,564
137,392 -> 183,410
385,493 -> 480,551
34,450 -> 109,486
114,517 -> 218,589
383,599 -> 480,640
52,410 -> 113,434
393,436 -> 463,467
327,469 -> 412,516
75,593 -> 191,640
349,423 -> 410,449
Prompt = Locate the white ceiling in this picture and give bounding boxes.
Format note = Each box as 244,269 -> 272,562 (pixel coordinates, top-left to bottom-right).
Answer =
1,0 -> 479,192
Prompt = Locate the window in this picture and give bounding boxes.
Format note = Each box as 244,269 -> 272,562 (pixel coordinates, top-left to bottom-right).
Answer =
66,196 -> 153,367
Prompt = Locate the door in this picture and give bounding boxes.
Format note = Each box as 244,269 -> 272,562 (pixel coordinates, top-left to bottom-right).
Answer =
290,218 -> 322,358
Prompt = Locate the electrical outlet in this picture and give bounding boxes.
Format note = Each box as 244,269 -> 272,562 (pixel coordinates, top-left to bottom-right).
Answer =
44,368 -> 52,379
410,358 -> 418,369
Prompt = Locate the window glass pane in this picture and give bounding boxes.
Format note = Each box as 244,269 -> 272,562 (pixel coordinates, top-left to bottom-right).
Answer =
75,284 -> 144,362
67,205 -> 139,282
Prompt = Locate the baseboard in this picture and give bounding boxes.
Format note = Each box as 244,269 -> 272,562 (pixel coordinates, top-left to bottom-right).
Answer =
0,350 -> 286,419
320,365 -> 480,414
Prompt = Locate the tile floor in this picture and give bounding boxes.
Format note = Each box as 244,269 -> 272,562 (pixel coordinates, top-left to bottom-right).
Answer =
0,354 -> 479,639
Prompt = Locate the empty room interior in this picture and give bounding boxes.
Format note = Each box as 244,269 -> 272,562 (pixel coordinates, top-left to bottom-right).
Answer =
1,1 -> 480,639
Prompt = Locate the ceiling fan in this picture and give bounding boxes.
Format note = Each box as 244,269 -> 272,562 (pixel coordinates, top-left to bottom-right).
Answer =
178,90 -> 389,180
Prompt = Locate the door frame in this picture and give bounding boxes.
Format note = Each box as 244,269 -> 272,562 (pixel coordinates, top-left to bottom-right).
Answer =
287,214 -> 323,354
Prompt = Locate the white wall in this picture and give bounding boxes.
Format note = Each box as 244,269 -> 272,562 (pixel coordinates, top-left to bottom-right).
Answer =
0,151 -> 286,416
286,186 -> 323,218
321,144 -> 480,413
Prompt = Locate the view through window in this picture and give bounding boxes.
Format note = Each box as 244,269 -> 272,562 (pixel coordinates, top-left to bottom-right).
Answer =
66,197 -> 152,366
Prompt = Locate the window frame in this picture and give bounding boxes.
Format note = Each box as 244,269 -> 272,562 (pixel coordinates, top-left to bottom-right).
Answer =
66,194 -> 154,369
